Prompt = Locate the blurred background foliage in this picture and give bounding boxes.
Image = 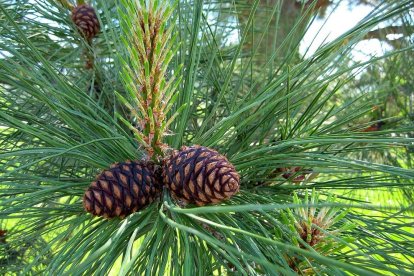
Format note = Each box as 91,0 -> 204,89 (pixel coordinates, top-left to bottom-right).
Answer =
0,0 -> 413,274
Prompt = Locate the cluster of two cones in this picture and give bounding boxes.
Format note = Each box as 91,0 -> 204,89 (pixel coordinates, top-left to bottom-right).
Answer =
71,5 -> 240,218
83,146 -> 240,219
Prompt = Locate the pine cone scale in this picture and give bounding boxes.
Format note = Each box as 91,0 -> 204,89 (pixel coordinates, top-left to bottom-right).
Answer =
188,180 -> 196,194
197,192 -> 208,203
105,195 -> 113,210
204,184 -> 213,196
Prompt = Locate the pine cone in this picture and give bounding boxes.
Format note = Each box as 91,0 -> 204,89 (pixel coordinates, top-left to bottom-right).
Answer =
277,167 -> 312,183
163,145 -> 240,206
83,161 -> 161,219
0,229 -> 6,244
71,4 -> 100,42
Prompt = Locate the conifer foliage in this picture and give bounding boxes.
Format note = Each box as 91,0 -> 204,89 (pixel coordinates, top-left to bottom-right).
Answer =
0,0 -> 413,274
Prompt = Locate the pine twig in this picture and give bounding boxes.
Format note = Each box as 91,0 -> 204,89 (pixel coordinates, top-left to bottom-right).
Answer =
120,0 -> 182,160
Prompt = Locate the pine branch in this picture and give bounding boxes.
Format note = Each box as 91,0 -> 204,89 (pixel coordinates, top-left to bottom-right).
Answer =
296,0 -> 332,9
362,25 -> 413,47
0,0 -> 414,274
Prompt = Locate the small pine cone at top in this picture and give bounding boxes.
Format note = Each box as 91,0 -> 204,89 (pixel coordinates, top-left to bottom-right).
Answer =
83,161 -> 161,219
163,145 -> 240,206
71,4 -> 100,41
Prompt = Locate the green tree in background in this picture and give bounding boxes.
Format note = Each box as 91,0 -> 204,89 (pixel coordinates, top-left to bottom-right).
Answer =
0,0 -> 413,274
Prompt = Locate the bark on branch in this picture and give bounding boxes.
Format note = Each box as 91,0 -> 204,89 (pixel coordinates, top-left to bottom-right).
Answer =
362,25 -> 413,47
364,26 -> 412,40
295,0 -> 332,9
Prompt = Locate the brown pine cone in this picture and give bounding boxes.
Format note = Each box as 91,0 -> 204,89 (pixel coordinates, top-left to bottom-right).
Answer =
71,4 -> 100,42
277,167 -> 312,183
83,161 -> 161,219
163,145 -> 240,206
0,229 -> 7,243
